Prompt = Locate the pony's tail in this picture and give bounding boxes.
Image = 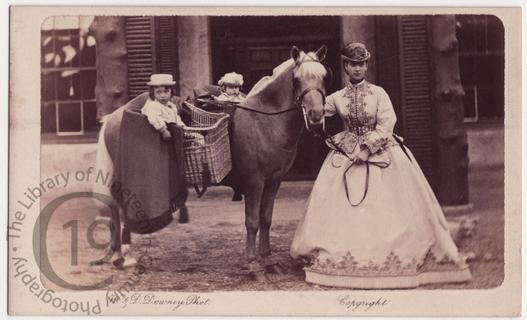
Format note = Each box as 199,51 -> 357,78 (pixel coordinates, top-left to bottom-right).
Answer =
93,116 -> 114,200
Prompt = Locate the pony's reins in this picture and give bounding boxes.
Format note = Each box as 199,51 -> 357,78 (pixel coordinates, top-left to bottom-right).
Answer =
205,53 -> 404,207
310,129 -> 391,207
225,103 -> 299,115
217,55 -> 329,117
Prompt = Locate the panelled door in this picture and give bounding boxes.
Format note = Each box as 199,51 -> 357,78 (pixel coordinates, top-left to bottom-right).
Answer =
211,16 -> 342,180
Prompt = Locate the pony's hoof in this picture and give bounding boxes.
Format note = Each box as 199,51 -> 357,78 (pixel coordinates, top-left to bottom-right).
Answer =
122,256 -> 138,268
92,248 -> 120,266
178,207 -> 190,224
94,214 -> 110,222
112,257 -> 125,270
264,263 -> 284,275
89,259 -> 105,266
232,192 -> 243,201
248,271 -> 268,282
112,256 -> 137,269
247,261 -> 267,281
120,245 -> 138,268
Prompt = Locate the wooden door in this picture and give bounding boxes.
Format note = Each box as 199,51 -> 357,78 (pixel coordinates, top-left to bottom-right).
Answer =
211,16 -> 341,180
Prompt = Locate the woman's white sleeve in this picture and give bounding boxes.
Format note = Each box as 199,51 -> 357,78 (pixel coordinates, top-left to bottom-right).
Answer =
324,93 -> 338,117
362,87 -> 397,154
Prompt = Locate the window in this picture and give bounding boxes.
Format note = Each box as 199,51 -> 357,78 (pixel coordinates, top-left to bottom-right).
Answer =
41,16 -> 97,138
456,15 -> 504,122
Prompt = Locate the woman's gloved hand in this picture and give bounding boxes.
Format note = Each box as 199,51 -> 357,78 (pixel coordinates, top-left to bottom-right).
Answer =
353,149 -> 370,165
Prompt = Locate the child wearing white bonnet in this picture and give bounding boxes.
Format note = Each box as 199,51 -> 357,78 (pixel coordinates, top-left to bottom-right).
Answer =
216,72 -> 246,103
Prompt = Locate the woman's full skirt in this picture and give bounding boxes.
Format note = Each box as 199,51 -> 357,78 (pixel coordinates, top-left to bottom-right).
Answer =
290,145 -> 471,289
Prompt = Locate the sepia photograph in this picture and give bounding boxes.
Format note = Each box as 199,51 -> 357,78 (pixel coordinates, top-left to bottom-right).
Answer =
7,6 -> 522,316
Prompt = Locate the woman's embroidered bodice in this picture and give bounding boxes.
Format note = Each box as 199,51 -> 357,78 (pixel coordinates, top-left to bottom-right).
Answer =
341,81 -> 377,136
324,80 -> 398,155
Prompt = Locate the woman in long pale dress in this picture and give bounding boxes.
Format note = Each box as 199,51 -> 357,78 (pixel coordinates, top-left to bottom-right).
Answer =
290,42 -> 471,289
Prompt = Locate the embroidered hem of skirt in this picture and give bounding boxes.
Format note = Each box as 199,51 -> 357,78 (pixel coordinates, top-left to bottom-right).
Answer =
304,267 -> 472,289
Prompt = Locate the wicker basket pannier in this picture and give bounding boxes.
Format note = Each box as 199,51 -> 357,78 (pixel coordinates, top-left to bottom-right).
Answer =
181,101 -> 232,187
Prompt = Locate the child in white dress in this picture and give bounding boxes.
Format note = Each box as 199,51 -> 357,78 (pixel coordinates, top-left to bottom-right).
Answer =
215,72 -> 246,103
141,74 -> 185,141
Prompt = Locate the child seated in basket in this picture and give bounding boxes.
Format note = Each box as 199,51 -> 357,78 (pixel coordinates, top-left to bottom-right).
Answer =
215,72 -> 246,103
141,74 -> 185,141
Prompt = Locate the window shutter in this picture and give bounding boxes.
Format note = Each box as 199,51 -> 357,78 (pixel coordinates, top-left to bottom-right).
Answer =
125,17 -> 155,98
374,16 -> 403,135
398,16 -> 436,187
154,17 -> 179,95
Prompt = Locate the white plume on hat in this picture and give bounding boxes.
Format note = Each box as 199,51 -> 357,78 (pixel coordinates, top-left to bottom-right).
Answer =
218,72 -> 244,86
147,74 -> 176,86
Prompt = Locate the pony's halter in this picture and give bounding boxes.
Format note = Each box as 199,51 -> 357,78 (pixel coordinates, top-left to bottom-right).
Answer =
293,55 -> 328,133
298,88 -> 326,133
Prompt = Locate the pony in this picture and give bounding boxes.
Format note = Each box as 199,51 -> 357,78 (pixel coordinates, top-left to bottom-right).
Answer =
92,45 -> 329,276
232,45 -> 329,278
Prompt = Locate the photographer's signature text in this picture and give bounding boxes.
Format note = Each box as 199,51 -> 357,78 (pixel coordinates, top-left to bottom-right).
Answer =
110,293 -> 211,311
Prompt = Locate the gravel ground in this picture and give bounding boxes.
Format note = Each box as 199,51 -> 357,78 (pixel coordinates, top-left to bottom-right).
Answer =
41,165 -> 504,292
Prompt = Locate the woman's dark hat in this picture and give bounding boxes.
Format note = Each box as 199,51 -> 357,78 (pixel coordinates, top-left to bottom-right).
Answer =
341,42 -> 371,62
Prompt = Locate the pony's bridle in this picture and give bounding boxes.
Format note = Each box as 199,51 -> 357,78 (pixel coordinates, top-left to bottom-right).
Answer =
213,54 -> 330,127
293,56 -> 329,133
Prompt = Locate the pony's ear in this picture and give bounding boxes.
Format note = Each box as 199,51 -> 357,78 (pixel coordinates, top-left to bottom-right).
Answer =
291,46 -> 301,62
315,45 -> 327,62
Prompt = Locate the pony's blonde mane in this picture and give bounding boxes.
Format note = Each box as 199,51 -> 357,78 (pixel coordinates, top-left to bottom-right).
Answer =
247,50 -> 327,98
293,51 -> 327,81
247,58 -> 295,97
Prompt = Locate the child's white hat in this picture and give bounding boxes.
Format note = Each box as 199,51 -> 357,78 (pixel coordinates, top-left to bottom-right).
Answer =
218,72 -> 244,86
147,74 -> 176,86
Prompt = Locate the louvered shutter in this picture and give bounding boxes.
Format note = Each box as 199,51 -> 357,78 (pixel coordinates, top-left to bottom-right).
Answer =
374,16 -> 403,135
125,17 -> 155,98
154,17 -> 179,95
398,16 -> 436,188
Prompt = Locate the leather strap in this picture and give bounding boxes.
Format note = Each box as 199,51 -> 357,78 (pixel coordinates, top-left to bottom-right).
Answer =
343,159 -> 389,207
392,134 -> 412,162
